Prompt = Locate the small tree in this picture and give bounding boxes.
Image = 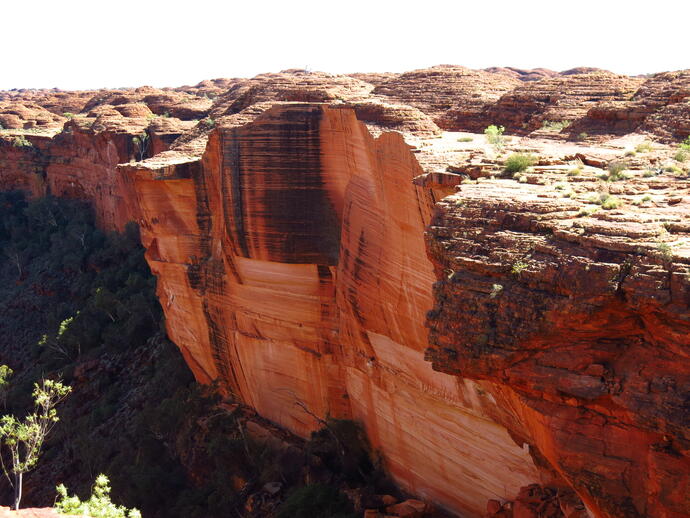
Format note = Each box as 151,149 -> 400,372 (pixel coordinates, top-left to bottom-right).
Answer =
132,132 -> 149,161
55,474 -> 141,518
484,124 -> 505,150
0,378 -> 71,509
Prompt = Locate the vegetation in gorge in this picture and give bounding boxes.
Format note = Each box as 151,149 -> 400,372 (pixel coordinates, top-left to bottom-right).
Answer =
0,377 -> 71,510
55,474 -> 141,518
0,192 -> 390,517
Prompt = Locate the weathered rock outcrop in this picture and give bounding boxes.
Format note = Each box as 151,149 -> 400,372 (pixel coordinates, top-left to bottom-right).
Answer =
426,173 -> 690,518
118,104 -> 540,517
483,67 -> 559,82
0,102 -> 66,130
372,65 -> 522,131
209,70 -> 375,117
1,67 -> 690,518
569,70 -> 690,140
481,71 -> 643,134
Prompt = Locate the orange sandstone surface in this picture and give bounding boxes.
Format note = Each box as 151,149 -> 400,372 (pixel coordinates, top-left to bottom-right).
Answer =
118,104 -> 540,517
1,67 -> 689,518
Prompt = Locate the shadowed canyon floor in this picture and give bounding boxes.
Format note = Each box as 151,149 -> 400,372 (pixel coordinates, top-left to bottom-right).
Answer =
0,66 -> 689,518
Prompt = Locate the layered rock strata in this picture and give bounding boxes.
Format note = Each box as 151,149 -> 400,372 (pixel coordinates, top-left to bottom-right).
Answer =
426,172 -> 690,518
1,66 -> 690,518
118,104 -> 541,517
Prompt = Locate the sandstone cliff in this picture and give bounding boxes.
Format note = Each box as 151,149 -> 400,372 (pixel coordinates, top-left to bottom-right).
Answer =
118,104 -> 540,516
425,149 -> 690,517
1,67 -> 689,518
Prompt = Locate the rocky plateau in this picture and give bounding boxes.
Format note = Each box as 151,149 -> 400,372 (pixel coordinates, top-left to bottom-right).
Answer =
0,66 -> 688,518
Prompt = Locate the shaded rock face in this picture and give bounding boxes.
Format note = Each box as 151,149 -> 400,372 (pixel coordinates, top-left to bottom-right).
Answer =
0,115 -> 192,229
425,183 -> 690,518
118,104 -> 541,517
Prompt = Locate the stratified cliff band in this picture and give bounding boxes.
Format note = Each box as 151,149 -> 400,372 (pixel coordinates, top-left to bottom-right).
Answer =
1,67 -> 688,518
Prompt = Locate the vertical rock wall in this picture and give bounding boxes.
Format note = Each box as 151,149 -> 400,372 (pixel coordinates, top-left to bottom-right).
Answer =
119,104 -> 541,517
425,185 -> 690,518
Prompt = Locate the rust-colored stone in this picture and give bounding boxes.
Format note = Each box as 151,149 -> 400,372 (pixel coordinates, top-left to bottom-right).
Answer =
1,67 -> 689,518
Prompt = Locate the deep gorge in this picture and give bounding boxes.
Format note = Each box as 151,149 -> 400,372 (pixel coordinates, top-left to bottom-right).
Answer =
1,67 -> 688,518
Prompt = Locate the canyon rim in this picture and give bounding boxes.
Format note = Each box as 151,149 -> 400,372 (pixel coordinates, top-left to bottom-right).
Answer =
0,65 -> 688,518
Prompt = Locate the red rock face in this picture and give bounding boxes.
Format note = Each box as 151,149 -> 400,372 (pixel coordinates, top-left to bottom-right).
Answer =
2,68 -> 690,518
425,181 -> 690,518
0,135 -> 50,196
0,114 -> 193,229
118,105 -> 541,516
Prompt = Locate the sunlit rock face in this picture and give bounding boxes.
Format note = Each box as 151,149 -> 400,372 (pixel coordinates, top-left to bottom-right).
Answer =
119,104 -> 541,517
425,184 -> 690,518
3,68 -> 690,518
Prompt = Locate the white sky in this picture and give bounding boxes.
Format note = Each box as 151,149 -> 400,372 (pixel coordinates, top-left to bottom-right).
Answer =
3,0 -> 687,90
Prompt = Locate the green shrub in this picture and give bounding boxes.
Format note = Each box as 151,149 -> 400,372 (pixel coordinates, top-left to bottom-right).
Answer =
511,260 -> 528,276
674,149 -> 688,162
587,192 -> 622,209
601,196 -> 622,210
665,164 -> 685,175
680,136 -> 690,151
11,135 -> 32,148
457,137 -> 473,142
489,284 -> 503,298
505,153 -> 536,173
636,142 -> 653,153
55,474 -> 141,518
606,161 -> 628,181
657,242 -> 673,261
578,206 -> 599,217
0,378 -> 71,509
541,120 -> 571,132
607,161 -> 626,175
484,125 -> 505,148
